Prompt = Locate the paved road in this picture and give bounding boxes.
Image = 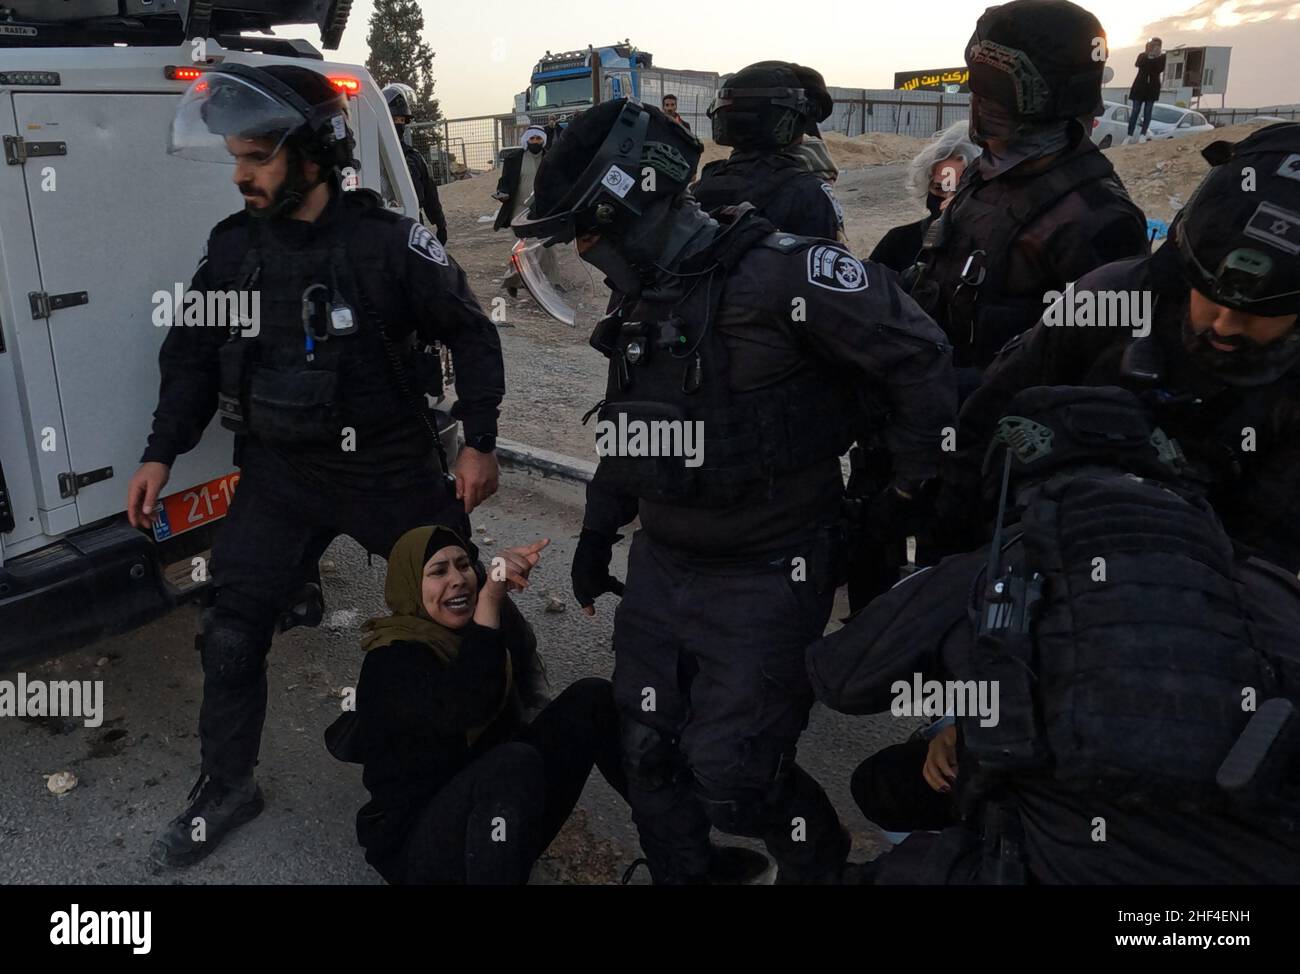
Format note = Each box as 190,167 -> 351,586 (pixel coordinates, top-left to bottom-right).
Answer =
0,471 -> 916,885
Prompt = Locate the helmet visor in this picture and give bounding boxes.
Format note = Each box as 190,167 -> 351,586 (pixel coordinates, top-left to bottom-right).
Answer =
511,101 -> 652,244
168,72 -> 308,165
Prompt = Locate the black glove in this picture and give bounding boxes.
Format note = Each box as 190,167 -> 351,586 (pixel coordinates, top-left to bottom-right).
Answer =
862,479 -> 932,546
572,527 -> 625,609
436,225 -> 449,246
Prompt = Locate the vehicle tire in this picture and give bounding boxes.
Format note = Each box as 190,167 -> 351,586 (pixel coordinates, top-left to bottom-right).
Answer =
1099,134 -> 1112,148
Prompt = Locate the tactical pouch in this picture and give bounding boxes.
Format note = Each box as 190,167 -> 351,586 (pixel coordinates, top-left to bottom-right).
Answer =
247,366 -> 341,444
217,340 -> 256,434
594,400 -> 699,504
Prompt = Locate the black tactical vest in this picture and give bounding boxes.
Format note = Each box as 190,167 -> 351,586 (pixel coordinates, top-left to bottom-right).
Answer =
909,148 -> 1118,368
965,469 -> 1282,810
587,217 -> 855,508
209,195 -> 422,446
694,153 -> 811,221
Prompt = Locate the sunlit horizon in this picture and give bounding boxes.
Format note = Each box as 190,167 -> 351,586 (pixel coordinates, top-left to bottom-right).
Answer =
270,0 -> 1300,118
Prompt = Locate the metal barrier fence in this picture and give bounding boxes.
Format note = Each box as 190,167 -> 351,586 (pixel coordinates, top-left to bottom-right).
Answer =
1204,106 -> 1300,126
421,90 -> 973,185
826,90 -> 972,139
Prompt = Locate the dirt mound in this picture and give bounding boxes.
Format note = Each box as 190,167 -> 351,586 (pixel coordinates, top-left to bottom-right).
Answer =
1104,121 -> 1273,224
823,131 -> 929,166
697,131 -> 928,171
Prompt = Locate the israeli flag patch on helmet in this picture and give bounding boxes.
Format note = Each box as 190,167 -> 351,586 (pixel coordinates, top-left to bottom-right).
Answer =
807,244 -> 868,292
1243,201 -> 1300,257
408,223 -> 449,265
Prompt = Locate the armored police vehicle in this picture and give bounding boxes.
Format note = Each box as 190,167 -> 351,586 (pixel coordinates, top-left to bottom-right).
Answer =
0,1 -> 449,662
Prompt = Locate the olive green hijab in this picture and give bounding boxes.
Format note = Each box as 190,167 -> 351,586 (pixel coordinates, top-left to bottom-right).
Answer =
361,525 -> 470,659
361,524 -> 513,744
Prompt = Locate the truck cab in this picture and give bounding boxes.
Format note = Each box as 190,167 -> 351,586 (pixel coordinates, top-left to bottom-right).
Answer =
0,2 -> 429,663
523,43 -> 652,125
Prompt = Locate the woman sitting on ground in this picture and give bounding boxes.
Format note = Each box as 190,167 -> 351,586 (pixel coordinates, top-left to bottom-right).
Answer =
347,524 -> 625,884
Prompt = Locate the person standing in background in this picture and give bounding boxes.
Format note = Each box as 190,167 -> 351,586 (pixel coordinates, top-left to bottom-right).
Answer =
494,126 -> 558,297
1125,37 -> 1166,144
662,93 -> 691,130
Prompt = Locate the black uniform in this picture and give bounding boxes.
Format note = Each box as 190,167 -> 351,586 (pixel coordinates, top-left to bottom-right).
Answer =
909,134 -> 1149,388
810,438 -> 1300,883
693,151 -> 843,240
583,208 -> 956,883
143,188 -> 503,784
402,142 -> 448,244
941,248 -> 1300,573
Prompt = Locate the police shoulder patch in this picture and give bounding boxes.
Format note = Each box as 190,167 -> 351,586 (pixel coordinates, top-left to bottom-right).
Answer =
820,180 -> 845,227
408,222 -> 449,265
807,244 -> 868,292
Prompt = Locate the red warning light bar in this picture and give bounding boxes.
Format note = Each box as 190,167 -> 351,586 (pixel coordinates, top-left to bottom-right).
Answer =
329,76 -> 361,97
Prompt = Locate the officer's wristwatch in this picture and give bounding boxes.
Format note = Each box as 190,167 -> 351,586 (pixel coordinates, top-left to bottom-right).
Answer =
464,434 -> 497,453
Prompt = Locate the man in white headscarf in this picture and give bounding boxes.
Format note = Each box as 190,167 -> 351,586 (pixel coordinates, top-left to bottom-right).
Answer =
495,126 -> 559,295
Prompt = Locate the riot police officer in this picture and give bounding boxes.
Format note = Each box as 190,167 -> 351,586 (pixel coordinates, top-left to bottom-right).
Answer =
384,81 -> 449,245
811,386 -> 1300,883
513,99 -> 956,883
908,0 -> 1148,397
692,61 -> 844,240
125,64 -> 505,867
942,122 -> 1300,573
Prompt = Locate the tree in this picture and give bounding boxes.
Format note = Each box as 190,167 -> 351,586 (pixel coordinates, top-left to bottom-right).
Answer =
365,0 -> 441,126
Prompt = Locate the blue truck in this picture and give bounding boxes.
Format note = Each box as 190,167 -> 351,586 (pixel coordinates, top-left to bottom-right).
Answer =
517,42 -> 720,137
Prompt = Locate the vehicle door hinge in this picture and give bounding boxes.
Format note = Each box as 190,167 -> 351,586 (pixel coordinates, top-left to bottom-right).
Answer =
59,466 -> 113,499
29,290 -> 88,319
4,135 -> 67,165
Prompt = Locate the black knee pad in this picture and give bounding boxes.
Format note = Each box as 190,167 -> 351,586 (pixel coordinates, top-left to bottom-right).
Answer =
199,626 -> 268,687
620,718 -> 687,795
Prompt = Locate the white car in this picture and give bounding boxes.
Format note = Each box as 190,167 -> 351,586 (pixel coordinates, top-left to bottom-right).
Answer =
1092,101 -> 1215,148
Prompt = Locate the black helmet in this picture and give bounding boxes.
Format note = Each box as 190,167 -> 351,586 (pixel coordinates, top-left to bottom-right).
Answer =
983,385 -> 1183,498
790,63 -> 833,124
708,61 -> 815,149
383,82 -> 417,119
965,0 -> 1107,122
511,98 -> 702,244
1174,123 -> 1300,319
169,62 -> 354,172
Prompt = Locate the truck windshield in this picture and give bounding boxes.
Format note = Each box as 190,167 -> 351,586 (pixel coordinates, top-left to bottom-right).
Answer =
532,76 -> 591,109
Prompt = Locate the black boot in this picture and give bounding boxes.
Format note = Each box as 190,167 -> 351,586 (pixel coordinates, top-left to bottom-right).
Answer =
708,844 -> 776,885
149,774 -> 264,869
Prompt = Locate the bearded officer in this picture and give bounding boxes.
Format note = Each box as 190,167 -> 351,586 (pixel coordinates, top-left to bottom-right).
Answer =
125,64 -> 504,867
940,123 -> 1300,573
513,99 -> 956,883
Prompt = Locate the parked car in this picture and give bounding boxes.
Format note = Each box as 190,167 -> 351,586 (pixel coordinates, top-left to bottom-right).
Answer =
1092,101 -> 1214,148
